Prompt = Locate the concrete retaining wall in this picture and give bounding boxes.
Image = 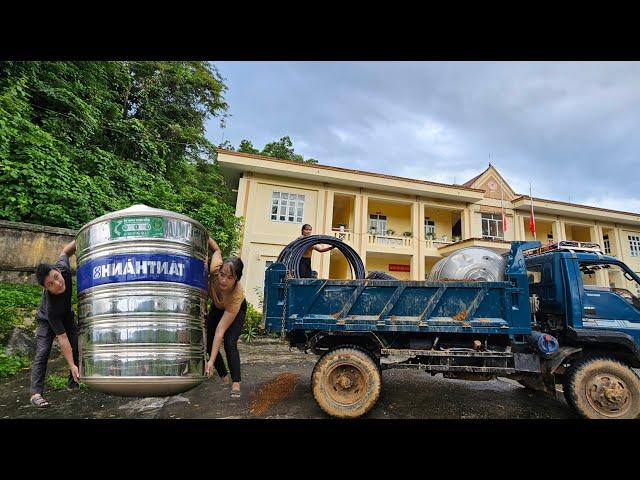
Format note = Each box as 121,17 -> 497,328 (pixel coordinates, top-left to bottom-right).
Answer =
0,220 -> 77,284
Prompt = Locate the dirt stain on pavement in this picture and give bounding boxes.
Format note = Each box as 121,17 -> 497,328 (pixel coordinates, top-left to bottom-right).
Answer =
249,372 -> 299,416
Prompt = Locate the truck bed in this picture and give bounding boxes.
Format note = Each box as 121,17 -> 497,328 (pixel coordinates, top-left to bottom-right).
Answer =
264,242 -> 540,338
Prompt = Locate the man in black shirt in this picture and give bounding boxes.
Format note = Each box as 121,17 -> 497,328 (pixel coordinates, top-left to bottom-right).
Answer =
29,240 -> 80,408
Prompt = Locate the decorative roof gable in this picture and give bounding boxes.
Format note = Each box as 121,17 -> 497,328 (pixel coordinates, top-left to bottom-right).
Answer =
463,164 -> 516,201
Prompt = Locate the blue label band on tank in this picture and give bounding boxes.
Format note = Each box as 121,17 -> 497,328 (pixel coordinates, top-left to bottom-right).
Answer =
77,253 -> 207,293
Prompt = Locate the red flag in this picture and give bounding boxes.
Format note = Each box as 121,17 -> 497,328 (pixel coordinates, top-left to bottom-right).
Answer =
529,185 -> 536,237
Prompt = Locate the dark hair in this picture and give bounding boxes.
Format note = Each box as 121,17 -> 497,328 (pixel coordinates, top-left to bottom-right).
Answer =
301,224 -> 312,234
220,256 -> 244,283
35,263 -> 53,286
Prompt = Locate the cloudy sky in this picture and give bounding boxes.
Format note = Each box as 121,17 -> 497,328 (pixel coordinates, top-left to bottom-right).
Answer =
205,62 -> 640,213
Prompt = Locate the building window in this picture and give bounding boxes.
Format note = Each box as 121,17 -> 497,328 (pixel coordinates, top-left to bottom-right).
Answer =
424,218 -> 436,238
481,213 -> 503,240
271,191 -> 304,223
547,233 -> 554,243
629,235 -> 640,257
603,234 -> 611,255
369,214 -> 387,234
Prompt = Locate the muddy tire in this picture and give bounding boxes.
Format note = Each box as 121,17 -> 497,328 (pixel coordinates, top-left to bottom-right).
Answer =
564,357 -> 640,419
311,346 -> 381,419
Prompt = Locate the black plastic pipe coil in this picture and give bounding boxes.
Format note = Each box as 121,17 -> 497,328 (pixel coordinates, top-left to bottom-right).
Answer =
365,270 -> 398,280
276,234 -> 366,279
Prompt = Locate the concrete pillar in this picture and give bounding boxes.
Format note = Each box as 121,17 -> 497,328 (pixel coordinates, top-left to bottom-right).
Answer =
614,226 -> 625,262
319,190 -> 334,278
461,207 -> 471,239
418,202 -> 426,280
470,206 -> 483,238
593,224 -> 605,247
353,192 -> 362,243
519,213 -> 527,240
239,178 -> 256,265
512,213 -> 520,240
359,194 -> 369,260
412,200 -> 421,280
552,219 -> 564,241
506,211 -> 514,241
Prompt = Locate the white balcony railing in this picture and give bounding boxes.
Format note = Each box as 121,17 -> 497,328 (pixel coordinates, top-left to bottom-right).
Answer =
368,234 -> 413,248
331,229 -> 353,243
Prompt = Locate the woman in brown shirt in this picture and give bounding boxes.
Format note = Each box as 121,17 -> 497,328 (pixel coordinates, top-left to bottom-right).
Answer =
205,237 -> 246,398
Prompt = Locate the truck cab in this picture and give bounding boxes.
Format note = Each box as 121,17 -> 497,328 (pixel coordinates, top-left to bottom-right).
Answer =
522,241 -> 640,418
525,241 -> 640,366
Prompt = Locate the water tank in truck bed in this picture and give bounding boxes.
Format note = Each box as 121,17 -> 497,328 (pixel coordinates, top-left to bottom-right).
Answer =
428,247 -> 506,282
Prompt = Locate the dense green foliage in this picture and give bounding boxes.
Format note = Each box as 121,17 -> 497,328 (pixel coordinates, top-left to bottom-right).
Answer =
0,282 -> 43,310
219,136 -> 318,164
0,282 -> 43,343
0,61 -> 240,256
0,282 -> 77,344
241,301 -> 264,342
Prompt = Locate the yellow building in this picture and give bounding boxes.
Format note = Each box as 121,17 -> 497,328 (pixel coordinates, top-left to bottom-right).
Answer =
217,150 -> 640,307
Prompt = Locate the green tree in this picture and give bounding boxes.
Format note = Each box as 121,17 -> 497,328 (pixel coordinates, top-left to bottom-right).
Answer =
0,61 -> 241,256
219,136 -> 318,164
261,136 -> 317,164
237,139 -> 259,154
218,140 -> 235,151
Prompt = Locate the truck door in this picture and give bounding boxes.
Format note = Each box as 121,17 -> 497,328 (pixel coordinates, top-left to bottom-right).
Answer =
577,260 -> 640,338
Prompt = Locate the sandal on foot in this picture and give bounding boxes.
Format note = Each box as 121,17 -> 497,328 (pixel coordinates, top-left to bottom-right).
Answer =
230,390 -> 241,399
30,395 -> 50,408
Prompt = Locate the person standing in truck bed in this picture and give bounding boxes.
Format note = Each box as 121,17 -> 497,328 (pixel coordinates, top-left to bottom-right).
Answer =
298,224 -> 334,278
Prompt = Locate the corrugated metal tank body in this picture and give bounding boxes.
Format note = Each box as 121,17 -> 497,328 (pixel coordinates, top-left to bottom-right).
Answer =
428,247 -> 506,282
76,205 -> 208,396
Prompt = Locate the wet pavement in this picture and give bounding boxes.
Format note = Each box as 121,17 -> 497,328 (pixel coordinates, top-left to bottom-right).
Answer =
0,338 -> 577,419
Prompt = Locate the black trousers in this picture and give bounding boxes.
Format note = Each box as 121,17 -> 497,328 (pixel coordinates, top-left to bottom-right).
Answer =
30,316 -> 79,395
299,257 -> 312,278
206,300 -> 246,383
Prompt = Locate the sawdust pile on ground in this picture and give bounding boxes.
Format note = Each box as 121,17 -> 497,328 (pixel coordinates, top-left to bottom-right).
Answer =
249,373 -> 299,416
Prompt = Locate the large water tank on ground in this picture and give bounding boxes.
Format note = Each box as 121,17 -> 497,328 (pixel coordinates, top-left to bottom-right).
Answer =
76,205 -> 208,396
428,247 -> 506,282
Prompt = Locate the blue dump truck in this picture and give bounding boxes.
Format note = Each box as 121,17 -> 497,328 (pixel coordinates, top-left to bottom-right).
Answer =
264,241 -> 640,419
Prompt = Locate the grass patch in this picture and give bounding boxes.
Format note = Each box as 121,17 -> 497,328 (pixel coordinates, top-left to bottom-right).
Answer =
46,373 -> 87,390
0,347 -> 30,377
46,374 -> 69,390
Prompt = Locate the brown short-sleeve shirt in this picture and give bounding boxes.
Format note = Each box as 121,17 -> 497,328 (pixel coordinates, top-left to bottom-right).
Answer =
208,258 -> 245,313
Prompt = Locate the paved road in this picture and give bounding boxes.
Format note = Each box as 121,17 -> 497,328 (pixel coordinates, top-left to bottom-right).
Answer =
0,339 -> 577,419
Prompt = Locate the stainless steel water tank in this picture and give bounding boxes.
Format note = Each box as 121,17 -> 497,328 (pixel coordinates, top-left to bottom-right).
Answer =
428,247 -> 506,282
76,205 -> 208,396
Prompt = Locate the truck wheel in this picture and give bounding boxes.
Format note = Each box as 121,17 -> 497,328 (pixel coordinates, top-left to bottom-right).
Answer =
564,357 -> 640,419
311,346 -> 381,419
